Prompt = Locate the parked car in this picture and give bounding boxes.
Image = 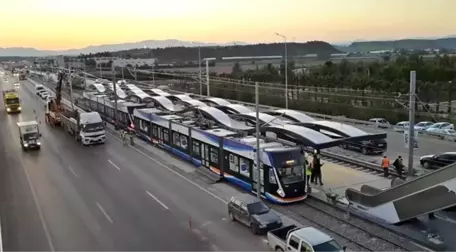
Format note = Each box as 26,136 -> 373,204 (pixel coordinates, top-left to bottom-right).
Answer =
441,129 -> 456,141
228,194 -> 282,234
425,122 -> 454,136
394,121 -> 409,133
39,90 -> 50,99
368,118 -> 391,128
414,121 -> 434,132
420,152 -> 456,169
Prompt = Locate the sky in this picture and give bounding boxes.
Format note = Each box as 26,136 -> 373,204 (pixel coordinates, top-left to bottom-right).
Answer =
0,0 -> 455,50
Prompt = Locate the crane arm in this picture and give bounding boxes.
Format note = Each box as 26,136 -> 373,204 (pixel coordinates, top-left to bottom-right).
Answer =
56,71 -> 64,106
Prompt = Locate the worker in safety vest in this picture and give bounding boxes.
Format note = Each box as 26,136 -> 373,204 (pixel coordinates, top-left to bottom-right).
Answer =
381,155 -> 390,178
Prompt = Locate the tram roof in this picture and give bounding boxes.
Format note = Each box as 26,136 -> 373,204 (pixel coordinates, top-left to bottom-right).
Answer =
265,109 -> 316,123
192,106 -> 253,131
200,97 -> 231,106
295,121 -> 387,141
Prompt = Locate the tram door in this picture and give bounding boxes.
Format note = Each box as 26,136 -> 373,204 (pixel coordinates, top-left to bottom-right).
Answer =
157,127 -> 162,144
252,164 -> 264,194
200,143 -> 210,167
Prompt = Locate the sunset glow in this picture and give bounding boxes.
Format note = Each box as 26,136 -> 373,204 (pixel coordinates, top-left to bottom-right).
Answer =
1,0 -> 454,50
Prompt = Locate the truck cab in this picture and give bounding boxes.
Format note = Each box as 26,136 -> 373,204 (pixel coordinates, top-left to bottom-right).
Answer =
17,121 -> 42,150
78,112 -> 106,145
3,90 -> 21,113
267,225 -> 346,252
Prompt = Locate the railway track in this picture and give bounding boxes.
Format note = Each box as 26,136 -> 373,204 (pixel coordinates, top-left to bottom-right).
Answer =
273,198 -> 426,252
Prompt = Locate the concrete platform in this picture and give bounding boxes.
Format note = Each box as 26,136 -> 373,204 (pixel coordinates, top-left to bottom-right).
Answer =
307,160 -> 392,204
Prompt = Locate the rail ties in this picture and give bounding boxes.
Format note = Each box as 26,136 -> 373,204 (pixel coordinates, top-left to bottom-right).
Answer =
274,198 -> 424,251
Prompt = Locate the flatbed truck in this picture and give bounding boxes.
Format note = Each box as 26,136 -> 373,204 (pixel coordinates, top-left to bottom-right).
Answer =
60,110 -> 106,145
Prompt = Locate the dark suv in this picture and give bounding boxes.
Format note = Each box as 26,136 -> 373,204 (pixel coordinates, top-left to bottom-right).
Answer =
228,194 -> 282,234
420,152 -> 456,169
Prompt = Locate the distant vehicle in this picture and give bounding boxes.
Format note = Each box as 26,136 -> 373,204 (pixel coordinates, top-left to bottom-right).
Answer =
420,152 -> 456,169
425,122 -> 454,136
393,121 -> 409,133
19,73 -> 26,80
35,84 -> 45,94
17,121 -> 42,150
60,110 -> 106,145
228,194 -> 282,234
13,83 -> 20,89
414,121 -> 434,132
368,118 -> 391,129
441,129 -> 456,141
267,225 -> 346,252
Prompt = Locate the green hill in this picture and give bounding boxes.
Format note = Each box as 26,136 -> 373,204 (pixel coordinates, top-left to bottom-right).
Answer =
84,41 -> 341,62
343,38 -> 456,52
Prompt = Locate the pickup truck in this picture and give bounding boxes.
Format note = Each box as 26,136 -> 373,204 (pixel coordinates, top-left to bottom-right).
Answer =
60,110 -> 106,145
267,225 -> 346,252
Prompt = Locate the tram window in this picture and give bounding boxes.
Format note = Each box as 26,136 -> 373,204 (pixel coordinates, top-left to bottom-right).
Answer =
229,154 -> 239,172
269,168 -> 277,184
152,125 -> 158,137
173,132 -> 180,147
193,142 -> 200,156
163,130 -> 169,142
239,157 -> 250,177
180,135 -> 188,149
140,119 -> 149,133
210,148 -> 218,163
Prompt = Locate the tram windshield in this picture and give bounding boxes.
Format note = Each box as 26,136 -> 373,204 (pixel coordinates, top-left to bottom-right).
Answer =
270,150 -> 305,185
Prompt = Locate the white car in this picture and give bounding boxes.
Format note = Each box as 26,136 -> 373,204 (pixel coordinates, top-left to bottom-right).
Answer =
39,91 -> 50,99
440,129 -> 456,141
369,118 -> 391,129
414,121 -> 434,132
13,83 -> 20,89
425,122 -> 454,136
394,121 -> 409,132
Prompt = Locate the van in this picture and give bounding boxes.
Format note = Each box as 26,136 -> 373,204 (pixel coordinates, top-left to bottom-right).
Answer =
35,84 -> 45,95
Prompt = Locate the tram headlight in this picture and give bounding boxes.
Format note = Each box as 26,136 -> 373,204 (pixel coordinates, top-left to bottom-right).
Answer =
277,188 -> 285,197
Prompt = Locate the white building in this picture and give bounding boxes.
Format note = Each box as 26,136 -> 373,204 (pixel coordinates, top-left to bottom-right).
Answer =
94,57 -> 157,67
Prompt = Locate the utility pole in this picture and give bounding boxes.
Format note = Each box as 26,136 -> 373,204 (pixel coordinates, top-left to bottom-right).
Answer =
206,60 -> 210,96
198,46 -> 202,96
275,32 -> 288,109
112,65 -> 118,130
407,71 -> 416,178
255,82 -> 261,198
99,63 -> 102,78
134,65 -> 137,81
68,67 -> 74,111
121,67 -> 124,81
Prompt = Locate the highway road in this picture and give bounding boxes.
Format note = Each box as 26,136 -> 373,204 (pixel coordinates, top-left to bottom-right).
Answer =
1,75 -> 271,250
29,73 -> 456,169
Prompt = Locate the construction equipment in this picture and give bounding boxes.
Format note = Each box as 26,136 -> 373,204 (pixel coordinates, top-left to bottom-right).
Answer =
44,71 -> 65,126
2,89 -> 21,113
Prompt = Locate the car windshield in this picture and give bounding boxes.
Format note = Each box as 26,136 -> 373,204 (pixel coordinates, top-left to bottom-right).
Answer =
82,122 -> 104,133
247,201 -> 270,215
313,240 -> 344,252
6,98 -> 19,104
24,132 -> 39,141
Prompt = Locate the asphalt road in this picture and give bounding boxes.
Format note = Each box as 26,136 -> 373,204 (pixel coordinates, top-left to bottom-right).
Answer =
1,75 -> 271,250
29,74 -> 456,169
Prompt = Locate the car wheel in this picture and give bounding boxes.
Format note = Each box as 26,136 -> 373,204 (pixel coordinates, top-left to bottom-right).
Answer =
275,248 -> 284,252
423,162 -> 431,169
229,211 -> 235,221
361,147 -> 368,155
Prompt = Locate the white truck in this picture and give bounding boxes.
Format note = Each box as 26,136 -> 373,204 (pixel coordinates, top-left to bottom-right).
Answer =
60,110 -> 106,145
17,121 -> 42,150
267,225 -> 346,252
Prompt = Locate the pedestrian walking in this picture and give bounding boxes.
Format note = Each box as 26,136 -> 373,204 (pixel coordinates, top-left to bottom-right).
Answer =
312,154 -> 324,186
382,155 -> 390,178
393,155 -> 404,178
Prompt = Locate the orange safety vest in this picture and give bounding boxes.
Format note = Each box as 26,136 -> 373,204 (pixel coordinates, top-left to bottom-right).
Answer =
382,158 -> 390,168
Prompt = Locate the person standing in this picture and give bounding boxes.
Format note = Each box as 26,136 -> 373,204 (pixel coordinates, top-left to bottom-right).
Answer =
312,154 -> 323,186
305,159 -> 312,185
382,155 -> 390,178
393,155 -> 404,178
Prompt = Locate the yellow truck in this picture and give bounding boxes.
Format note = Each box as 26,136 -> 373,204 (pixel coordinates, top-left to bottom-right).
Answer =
3,89 -> 21,113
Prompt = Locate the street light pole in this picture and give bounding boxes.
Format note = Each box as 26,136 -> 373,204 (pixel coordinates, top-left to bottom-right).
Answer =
112,65 -> 118,130
275,32 -> 288,109
255,81 -> 261,198
198,46 -> 202,96
68,67 -> 74,111
206,59 -> 210,96
407,71 -> 416,178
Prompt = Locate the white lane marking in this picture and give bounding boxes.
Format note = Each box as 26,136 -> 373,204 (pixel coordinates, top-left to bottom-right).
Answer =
20,162 -> 56,251
107,131 -> 229,204
107,160 -> 121,171
67,166 -> 79,178
96,202 -> 113,224
146,191 -> 169,210
0,215 -> 3,252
